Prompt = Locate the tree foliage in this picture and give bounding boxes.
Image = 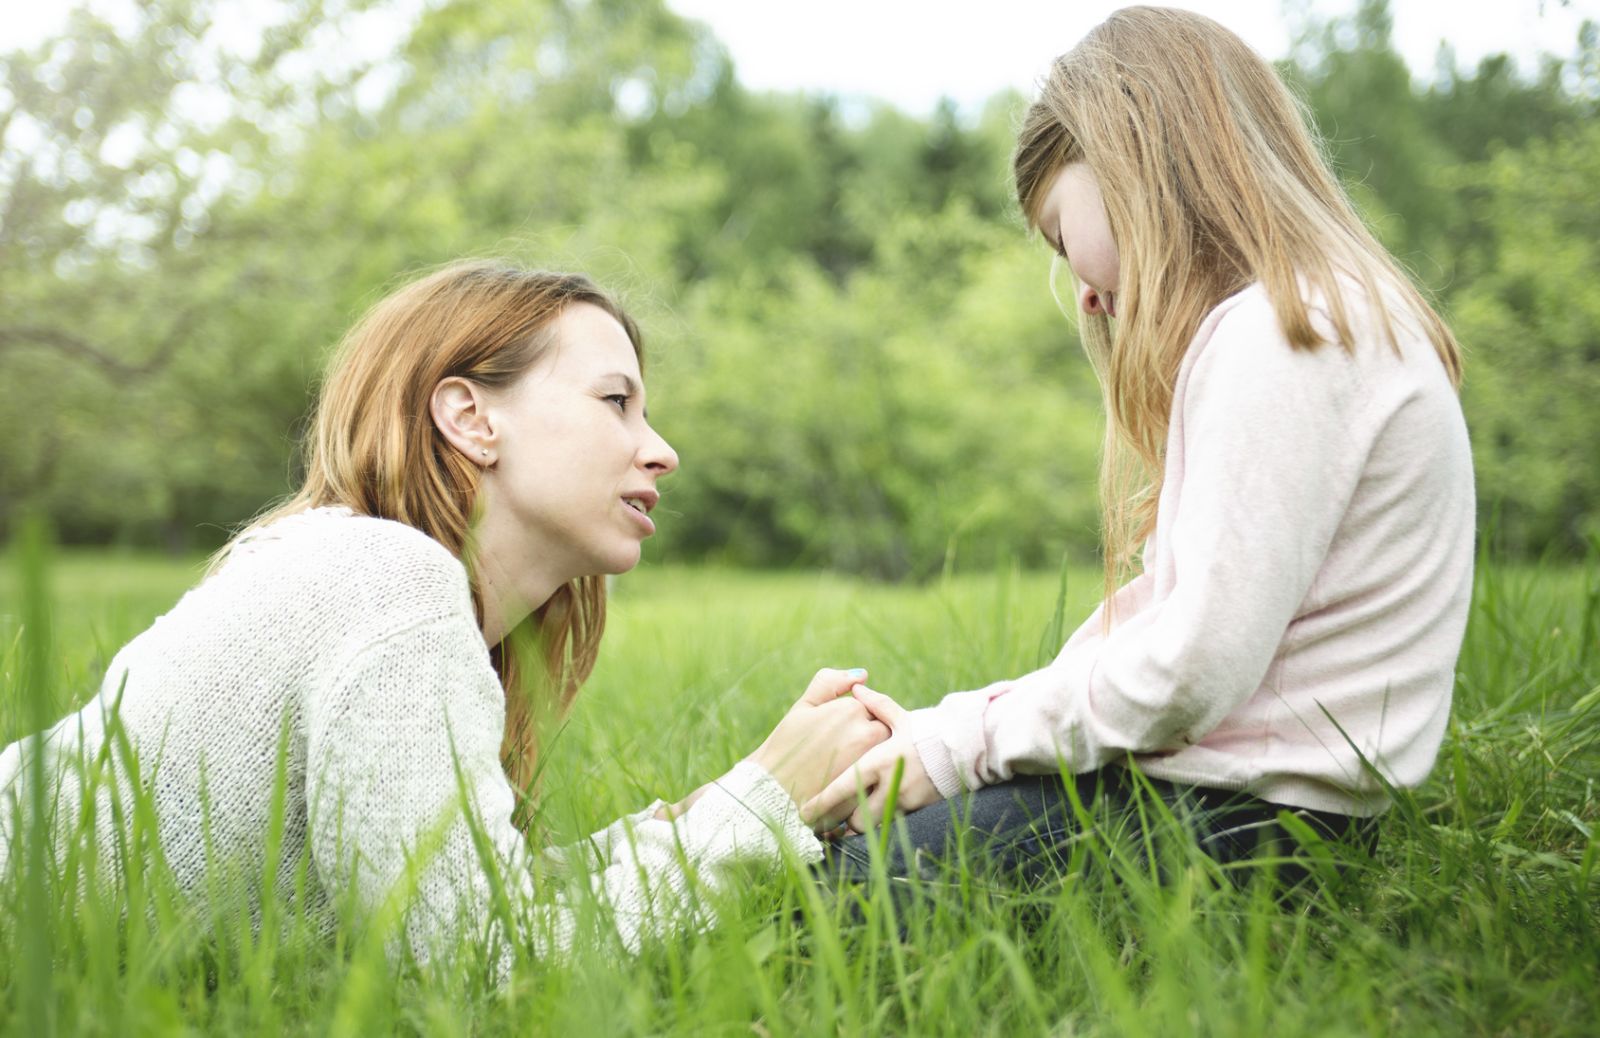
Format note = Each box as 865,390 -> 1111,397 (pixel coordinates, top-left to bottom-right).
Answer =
2,0 -> 1596,568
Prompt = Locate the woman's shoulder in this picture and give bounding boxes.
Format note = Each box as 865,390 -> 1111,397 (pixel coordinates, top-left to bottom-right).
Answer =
320,510 -> 463,572
235,505 -> 451,561
228,507 -> 474,623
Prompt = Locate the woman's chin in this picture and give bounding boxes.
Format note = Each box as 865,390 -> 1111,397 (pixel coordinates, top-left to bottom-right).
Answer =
595,542 -> 644,576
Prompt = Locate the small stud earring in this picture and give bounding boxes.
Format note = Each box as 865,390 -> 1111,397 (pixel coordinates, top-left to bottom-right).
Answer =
480,449 -> 488,457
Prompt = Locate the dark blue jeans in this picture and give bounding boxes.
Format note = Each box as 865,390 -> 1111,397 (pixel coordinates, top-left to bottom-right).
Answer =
820,765 -> 1378,890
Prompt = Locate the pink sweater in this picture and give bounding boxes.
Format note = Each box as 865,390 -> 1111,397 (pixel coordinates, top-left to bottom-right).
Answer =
910,282 -> 1475,816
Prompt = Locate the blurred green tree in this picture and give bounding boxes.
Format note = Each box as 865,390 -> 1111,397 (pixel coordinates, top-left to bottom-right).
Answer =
2,0 -> 1596,571
0,0 -> 361,544
1450,118 -> 1600,553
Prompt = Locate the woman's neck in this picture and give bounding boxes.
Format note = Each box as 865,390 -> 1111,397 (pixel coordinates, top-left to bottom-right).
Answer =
469,517 -> 567,647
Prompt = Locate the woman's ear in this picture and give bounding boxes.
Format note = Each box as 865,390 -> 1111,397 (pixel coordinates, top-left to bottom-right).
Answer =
431,376 -> 497,466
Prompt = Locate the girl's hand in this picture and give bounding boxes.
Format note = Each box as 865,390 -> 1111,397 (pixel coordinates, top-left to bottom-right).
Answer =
801,686 -> 941,833
748,668 -> 891,809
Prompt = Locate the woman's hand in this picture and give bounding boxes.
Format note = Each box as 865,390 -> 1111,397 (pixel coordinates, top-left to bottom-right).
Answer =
747,668 -> 892,809
801,686 -> 941,833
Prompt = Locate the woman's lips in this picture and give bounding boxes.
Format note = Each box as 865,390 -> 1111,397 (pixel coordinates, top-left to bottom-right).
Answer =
622,496 -> 656,535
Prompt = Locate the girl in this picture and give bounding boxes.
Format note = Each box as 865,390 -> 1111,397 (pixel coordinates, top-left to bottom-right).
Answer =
810,6 -> 1475,882
0,261 -> 887,964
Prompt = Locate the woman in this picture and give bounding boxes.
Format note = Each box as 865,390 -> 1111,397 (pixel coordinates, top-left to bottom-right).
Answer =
0,261 -> 888,964
810,6 -> 1475,884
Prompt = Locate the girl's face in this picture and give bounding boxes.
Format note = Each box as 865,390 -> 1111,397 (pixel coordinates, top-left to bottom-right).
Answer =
481,302 -> 678,582
1038,162 -> 1120,318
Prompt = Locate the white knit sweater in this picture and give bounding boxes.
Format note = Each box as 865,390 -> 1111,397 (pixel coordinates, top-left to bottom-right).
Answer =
0,508 -> 823,963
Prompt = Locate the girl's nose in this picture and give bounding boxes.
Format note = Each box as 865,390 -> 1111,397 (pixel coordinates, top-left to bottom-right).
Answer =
1078,280 -> 1113,317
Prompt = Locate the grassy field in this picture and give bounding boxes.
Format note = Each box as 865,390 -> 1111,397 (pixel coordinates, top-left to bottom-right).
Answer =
2,541 -> 1597,1036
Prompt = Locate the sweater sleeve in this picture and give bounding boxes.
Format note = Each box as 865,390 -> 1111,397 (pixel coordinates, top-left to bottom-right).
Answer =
913,301 -> 1372,792
304,613 -> 822,971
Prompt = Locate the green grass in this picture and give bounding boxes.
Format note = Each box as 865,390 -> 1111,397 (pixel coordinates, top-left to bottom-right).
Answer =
2,535 -> 1598,1036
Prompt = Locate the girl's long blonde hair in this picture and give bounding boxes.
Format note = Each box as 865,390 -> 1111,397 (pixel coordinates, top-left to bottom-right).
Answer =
219,261 -> 643,817
1013,5 -> 1462,604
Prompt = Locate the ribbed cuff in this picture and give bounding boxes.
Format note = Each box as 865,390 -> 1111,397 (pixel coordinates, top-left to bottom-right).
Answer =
710,760 -> 824,862
906,707 -> 963,799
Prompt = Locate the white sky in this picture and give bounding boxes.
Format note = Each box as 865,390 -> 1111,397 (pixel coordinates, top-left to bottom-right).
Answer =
5,0 -> 1597,116
665,0 -> 1599,114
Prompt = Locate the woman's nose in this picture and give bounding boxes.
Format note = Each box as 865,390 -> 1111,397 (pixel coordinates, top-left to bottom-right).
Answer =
641,425 -> 679,475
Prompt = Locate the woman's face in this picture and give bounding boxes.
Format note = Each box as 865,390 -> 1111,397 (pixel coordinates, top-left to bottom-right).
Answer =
1038,161 -> 1120,318
480,302 -> 678,582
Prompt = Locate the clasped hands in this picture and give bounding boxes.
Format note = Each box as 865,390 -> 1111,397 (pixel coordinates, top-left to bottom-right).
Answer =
749,668 -> 942,837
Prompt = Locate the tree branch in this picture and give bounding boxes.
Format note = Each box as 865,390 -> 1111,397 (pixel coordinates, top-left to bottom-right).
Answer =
0,322 -> 182,378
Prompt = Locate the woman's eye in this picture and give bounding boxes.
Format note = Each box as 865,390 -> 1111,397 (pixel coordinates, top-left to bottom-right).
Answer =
604,393 -> 630,412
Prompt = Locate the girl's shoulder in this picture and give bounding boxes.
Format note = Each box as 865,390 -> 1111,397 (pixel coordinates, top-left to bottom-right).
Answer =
1199,276 -> 1435,370
1180,282 -> 1371,407
1182,277 -> 1454,435
1185,283 -> 1294,372
1200,281 -> 1277,340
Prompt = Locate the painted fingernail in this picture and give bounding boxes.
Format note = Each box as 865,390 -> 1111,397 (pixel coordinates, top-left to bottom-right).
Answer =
848,668 -> 867,678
